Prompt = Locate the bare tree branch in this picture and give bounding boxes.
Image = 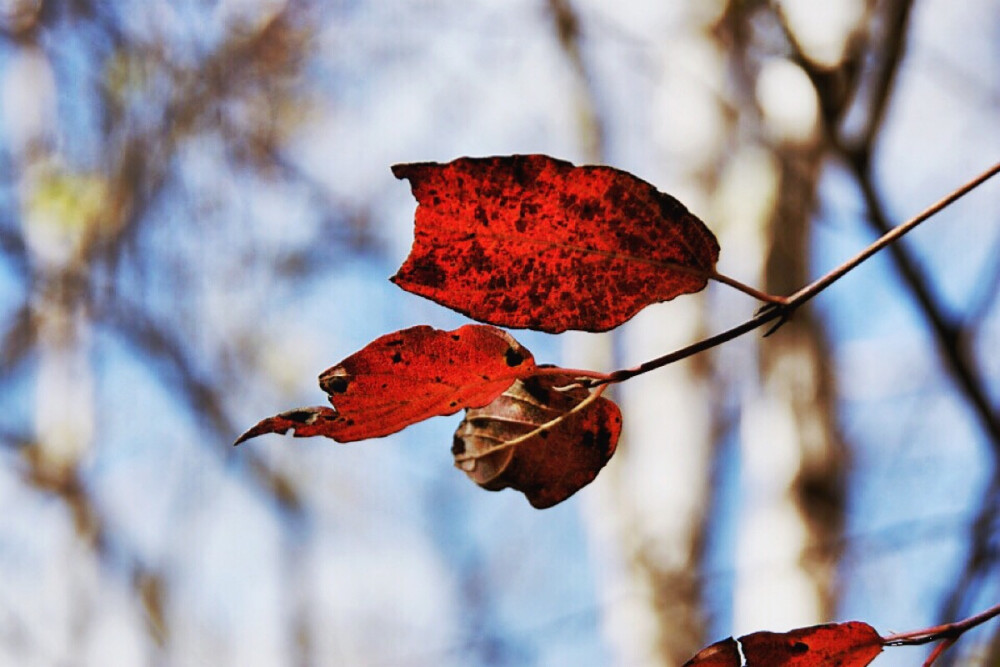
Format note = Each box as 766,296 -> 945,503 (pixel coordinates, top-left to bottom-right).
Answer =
779,2 -> 1000,657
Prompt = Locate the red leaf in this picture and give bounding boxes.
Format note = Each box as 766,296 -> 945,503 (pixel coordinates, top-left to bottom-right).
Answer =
682,622 -> 884,667
452,374 -> 622,508
392,154 -> 720,333
740,621 -> 883,667
235,324 -> 536,444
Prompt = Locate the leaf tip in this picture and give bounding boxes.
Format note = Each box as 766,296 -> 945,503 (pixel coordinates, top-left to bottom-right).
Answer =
233,419 -> 275,446
233,407 -> 342,445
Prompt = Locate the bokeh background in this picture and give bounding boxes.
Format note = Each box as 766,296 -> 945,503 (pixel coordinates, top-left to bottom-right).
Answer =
0,0 -> 998,665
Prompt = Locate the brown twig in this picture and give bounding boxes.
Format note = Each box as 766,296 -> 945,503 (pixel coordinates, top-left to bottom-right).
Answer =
708,269 -> 788,304
785,161 -> 1000,308
883,600 -> 1000,665
590,160 -> 1000,386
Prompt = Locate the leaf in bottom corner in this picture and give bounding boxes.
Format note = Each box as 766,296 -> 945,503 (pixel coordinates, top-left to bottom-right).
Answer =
740,621 -> 883,666
452,373 -> 622,508
682,621 -> 884,667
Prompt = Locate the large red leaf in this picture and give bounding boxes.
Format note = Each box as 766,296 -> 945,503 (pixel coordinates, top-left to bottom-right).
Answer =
452,374 -> 622,508
392,154 -> 720,333
683,621 -> 884,667
235,324 -> 536,444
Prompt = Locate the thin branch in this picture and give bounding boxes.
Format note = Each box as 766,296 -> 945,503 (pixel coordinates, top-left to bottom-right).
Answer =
846,0 -> 916,158
938,479 -> 1000,640
708,270 -> 787,304
532,365 -> 612,383
591,161 -> 1000,385
592,307 -> 782,385
884,600 -> 1000,647
922,638 -> 956,667
787,161 -> 1000,307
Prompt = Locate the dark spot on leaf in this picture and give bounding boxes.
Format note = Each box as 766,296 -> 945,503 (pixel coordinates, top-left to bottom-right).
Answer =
402,258 -> 446,289
391,351 -> 403,364
466,240 -> 490,272
539,429 -> 549,439
520,200 -> 540,218
510,155 -> 542,185
284,409 -> 317,424
326,376 -> 349,394
790,641 -> 809,654
386,339 -> 404,346
606,182 -> 626,205
578,199 -> 600,220
451,334 -> 461,341
504,347 -> 525,367
449,401 -> 457,408
521,376 -> 549,404
619,231 -> 645,254
596,425 -> 614,455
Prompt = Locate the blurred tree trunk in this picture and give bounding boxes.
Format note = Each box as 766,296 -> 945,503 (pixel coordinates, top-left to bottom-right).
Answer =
720,1 -> 849,635
549,3 -> 721,662
587,298 -> 715,666
734,149 -> 846,630
7,37 -> 102,660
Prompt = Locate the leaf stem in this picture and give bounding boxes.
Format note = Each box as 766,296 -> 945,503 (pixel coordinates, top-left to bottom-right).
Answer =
882,600 -> 1000,666
709,270 -> 788,304
532,365 -> 613,383
595,160 -> 1000,385
588,307 -> 783,385
921,639 -> 955,667
883,600 -> 1000,647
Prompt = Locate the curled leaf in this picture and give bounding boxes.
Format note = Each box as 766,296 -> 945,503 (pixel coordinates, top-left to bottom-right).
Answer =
235,324 -> 536,444
452,373 -> 622,508
392,154 -> 720,332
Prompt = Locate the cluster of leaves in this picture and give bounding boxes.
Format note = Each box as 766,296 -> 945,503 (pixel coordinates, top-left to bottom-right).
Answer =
237,154 -> 718,507
236,154 -> 1000,663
